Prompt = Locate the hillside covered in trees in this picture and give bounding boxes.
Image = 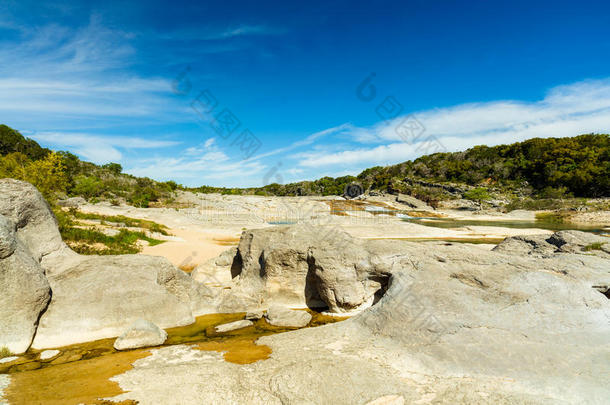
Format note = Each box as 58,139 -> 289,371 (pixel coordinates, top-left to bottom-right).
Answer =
0,124 -> 178,207
1,124 -> 608,206
195,133 -> 610,201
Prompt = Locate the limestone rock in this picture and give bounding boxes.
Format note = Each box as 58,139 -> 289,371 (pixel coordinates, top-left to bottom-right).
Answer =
214,320 -> 253,333
265,305 -> 312,328
395,193 -> 433,210
0,214 -> 51,354
39,350 -> 60,360
0,179 -> 72,270
366,395 -> 405,405
0,215 -> 16,259
114,319 -> 168,351
31,255 -> 198,349
0,356 -> 18,364
57,196 -> 86,208
226,225 -> 390,313
245,310 -> 264,320
492,233 -> 557,255
109,234 -> 610,404
494,230 -> 609,257
190,247 -> 236,286
548,230 -> 609,254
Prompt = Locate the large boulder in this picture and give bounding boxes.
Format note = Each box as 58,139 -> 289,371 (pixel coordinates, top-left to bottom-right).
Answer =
0,179 -> 215,350
111,238 -> 610,404
0,214 -> 51,354
224,225 -> 391,313
0,179 -> 76,273
31,255 -> 205,349
114,319 -> 168,351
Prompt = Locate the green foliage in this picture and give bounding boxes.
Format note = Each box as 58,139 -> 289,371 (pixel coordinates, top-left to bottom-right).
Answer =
463,187 -> 491,203
69,210 -> 170,235
535,211 -> 573,223
72,175 -> 104,199
55,208 -> 166,255
406,134 -> 609,197
0,151 -> 68,201
1,124 -> 608,202
506,199 -> 567,211
0,125 -> 50,160
25,152 -> 69,201
537,186 -> 573,199
102,162 -> 122,175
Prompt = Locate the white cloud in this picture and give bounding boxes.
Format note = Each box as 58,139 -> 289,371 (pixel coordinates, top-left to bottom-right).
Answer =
0,15 -> 188,126
293,78 -> 610,170
30,132 -> 180,164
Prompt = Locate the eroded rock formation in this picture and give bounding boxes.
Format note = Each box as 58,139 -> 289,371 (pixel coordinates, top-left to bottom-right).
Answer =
0,179 -> 211,351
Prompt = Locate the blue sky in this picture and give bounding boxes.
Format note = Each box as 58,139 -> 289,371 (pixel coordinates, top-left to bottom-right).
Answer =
1,0 -> 610,187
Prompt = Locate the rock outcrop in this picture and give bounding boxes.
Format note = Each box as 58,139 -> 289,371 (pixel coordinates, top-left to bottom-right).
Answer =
222,225 -> 392,313
111,231 -> 610,404
0,179 -> 212,350
395,193 -> 433,210
114,319 -> 168,351
32,255 -> 202,349
0,214 -> 51,354
494,229 -> 610,257
264,305 -> 312,328
214,320 -> 253,333
0,179 -> 76,274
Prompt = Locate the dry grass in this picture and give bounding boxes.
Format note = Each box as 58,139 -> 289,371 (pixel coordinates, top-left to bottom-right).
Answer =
0,346 -> 12,358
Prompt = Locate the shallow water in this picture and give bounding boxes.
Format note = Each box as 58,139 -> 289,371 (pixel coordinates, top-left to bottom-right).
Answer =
401,217 -> 605,233
2,310 -> 346,405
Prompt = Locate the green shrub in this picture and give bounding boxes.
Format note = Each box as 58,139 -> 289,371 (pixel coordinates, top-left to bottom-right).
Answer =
463,187 -> 491,203
72,175 -> 104,199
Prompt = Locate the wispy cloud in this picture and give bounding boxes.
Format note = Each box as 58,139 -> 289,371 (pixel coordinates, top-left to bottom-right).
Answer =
30,132 -> 180,163
213,25 -> 280,39
0,14 -> 189,129
289,78 -> 610,170
127,139 -> 267,184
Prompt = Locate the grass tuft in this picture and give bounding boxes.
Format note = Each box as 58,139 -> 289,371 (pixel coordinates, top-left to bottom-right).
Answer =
0,346 -> 12,358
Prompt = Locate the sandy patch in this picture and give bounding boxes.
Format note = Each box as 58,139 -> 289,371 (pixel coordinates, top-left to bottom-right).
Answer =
141,227 -> 240,268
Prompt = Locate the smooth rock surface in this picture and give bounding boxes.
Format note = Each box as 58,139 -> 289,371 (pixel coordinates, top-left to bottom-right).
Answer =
223,226 -> 391,312
57,196 -> 86,208
114,319 -> 168,351
395,193 -> 433,210
32,255 -> 200,349
0,357 -> 18,364
264,305 -> 312,328
39,350 -> 60,360
245,310 -> 264,320
0,215 -> 16,259
0,214 -> 51,354
494,229 -> 609,257
0,179 -> 76,272
111,228 -> 610,405
214,320 -> 253,333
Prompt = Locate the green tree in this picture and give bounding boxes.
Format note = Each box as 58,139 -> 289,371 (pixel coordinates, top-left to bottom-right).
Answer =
24,152 -> 68,200
102,162 -> 123,175
463,187 -> 491,203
